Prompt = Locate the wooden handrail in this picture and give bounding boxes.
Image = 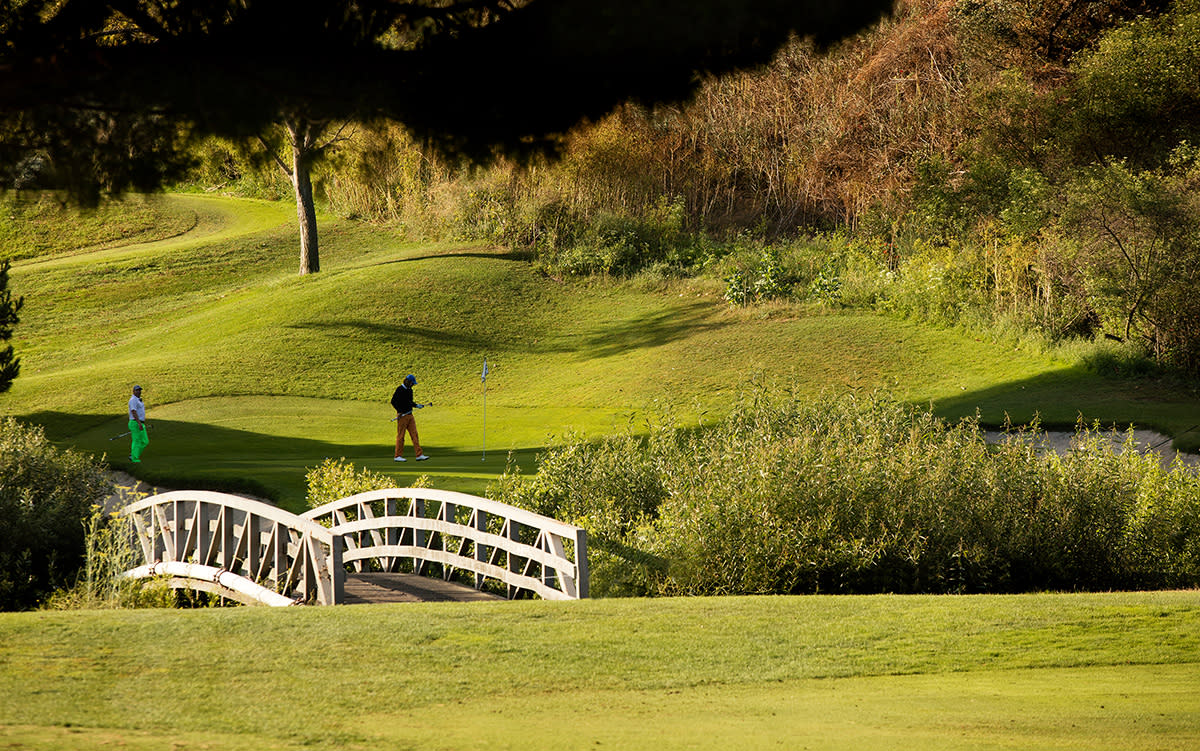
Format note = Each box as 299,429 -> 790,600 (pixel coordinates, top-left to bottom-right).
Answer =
303,487 -> 588,601
121,487 -> 588,605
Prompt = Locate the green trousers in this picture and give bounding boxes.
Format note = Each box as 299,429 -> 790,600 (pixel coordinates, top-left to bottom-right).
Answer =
129,420 -> 149,462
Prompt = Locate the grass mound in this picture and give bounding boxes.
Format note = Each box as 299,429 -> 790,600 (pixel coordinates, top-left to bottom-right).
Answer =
0,192 -> 197,263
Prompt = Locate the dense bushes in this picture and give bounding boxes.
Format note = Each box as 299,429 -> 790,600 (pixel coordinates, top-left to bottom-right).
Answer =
0,417 -> 112,610
44,503 -> 175,610
306,457 -> 400,509
494,392 -> 1200,596
888,0 -> 1200,374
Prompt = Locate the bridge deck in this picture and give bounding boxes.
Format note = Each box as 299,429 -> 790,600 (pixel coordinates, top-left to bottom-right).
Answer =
342,572 -> 504,604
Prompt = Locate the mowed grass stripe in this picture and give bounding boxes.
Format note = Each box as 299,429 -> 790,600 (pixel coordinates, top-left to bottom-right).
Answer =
2,665 -> 1197,751
0,592 -> 1196,749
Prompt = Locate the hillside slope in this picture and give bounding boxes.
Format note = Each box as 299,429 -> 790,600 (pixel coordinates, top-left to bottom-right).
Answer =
5,194 -> 1199,506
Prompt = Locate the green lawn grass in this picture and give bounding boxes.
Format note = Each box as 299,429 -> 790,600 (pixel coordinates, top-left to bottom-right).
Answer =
6,193 -> 1200,508
4,195 -> 1200,750
0,192 -> 199,263
0,592 -> 1197,750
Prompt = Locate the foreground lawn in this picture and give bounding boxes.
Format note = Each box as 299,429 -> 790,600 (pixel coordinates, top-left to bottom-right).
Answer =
1,592 -> 1197,750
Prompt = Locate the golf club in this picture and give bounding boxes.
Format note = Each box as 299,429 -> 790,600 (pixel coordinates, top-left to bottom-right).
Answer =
110,423 -> 152,440
390,402 -> 432,421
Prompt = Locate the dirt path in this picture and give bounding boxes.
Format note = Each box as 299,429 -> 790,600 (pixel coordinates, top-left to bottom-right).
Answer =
102,471 -> 274,513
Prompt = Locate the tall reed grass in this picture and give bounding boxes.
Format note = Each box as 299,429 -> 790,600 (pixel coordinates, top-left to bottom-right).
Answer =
44,504 -> 175,610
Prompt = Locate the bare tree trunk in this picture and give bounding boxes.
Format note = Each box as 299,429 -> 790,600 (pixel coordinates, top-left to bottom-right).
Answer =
286,120 -> 320,275
265,119 -> 349,275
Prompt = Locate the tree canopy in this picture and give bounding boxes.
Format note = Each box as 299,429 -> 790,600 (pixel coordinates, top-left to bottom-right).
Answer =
0,0 -> 894,198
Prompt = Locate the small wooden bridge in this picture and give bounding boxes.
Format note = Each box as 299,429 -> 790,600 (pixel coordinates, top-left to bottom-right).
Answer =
120,488 -> 588,606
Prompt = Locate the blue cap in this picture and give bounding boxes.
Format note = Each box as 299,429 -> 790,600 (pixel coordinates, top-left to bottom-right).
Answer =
405,374 -> 416,385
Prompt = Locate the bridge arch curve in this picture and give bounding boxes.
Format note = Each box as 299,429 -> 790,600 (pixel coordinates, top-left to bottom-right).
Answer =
121,488 -> 588,605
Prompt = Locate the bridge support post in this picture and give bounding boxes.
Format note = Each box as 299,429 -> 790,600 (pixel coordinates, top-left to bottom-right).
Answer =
442,501 -> 457,580
413,498 -> 427,575
574,528 -> 589,599
507,520 -> 521,599
329,535 -> 344,605
384,497 -> 399,572
474,510 -> 488,590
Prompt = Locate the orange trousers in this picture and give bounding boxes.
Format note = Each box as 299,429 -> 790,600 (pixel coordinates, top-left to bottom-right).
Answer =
395,413 -> 422,458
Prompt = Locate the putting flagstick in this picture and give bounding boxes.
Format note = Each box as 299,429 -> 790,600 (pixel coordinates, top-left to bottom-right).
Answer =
481,357 -> 489,461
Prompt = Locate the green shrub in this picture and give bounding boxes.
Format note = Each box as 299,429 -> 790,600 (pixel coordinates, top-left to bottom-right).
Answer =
178,135 -> 288,200
879,239 -> 979,324
1059,1 -> 1200,168
499,392 -> 1200,596
304,457 -> 417,510
1078,337 -> 1162,378
538,198 -> 699,278
491,433 -> 667,597
720,239 -> 818,306
1058,157 -> 1200,374
448,185 -> 514,243
0,418 -> 112,610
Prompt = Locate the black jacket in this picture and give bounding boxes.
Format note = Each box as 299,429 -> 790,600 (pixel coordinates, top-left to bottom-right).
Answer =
391,384 -> 415,415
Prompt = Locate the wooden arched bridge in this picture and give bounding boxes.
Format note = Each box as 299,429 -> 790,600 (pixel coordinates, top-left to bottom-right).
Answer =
120,488 -> 588,606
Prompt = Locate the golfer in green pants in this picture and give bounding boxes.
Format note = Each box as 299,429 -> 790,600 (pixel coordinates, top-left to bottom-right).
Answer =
128,385 -> 149,463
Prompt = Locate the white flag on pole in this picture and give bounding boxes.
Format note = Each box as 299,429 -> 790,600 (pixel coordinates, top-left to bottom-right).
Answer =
481,357 -> 488,461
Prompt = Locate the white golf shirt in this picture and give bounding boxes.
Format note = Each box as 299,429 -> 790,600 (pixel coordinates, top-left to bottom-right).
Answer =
128,395 -> 146,422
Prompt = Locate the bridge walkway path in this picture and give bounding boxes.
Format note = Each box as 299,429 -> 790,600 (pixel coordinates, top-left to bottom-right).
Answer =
342,572 -> 504,604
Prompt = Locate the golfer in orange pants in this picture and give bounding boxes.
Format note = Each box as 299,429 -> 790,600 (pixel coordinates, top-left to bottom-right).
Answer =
390,374 -> 429,462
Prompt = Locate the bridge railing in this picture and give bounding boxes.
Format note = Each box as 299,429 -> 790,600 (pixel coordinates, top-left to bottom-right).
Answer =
122,490 -> 343,605
301,488 -> 589,600
120,487 -> 588,604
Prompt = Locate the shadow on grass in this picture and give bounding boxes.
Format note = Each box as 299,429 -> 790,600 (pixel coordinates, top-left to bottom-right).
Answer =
929,367 -> 1200,449
21,364 -> 1200,510
288,318 -> 497,350
26,411 -> 547,511
290,300 -> 728,360
366,246 -> 531,268
581,301 -> 729,359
